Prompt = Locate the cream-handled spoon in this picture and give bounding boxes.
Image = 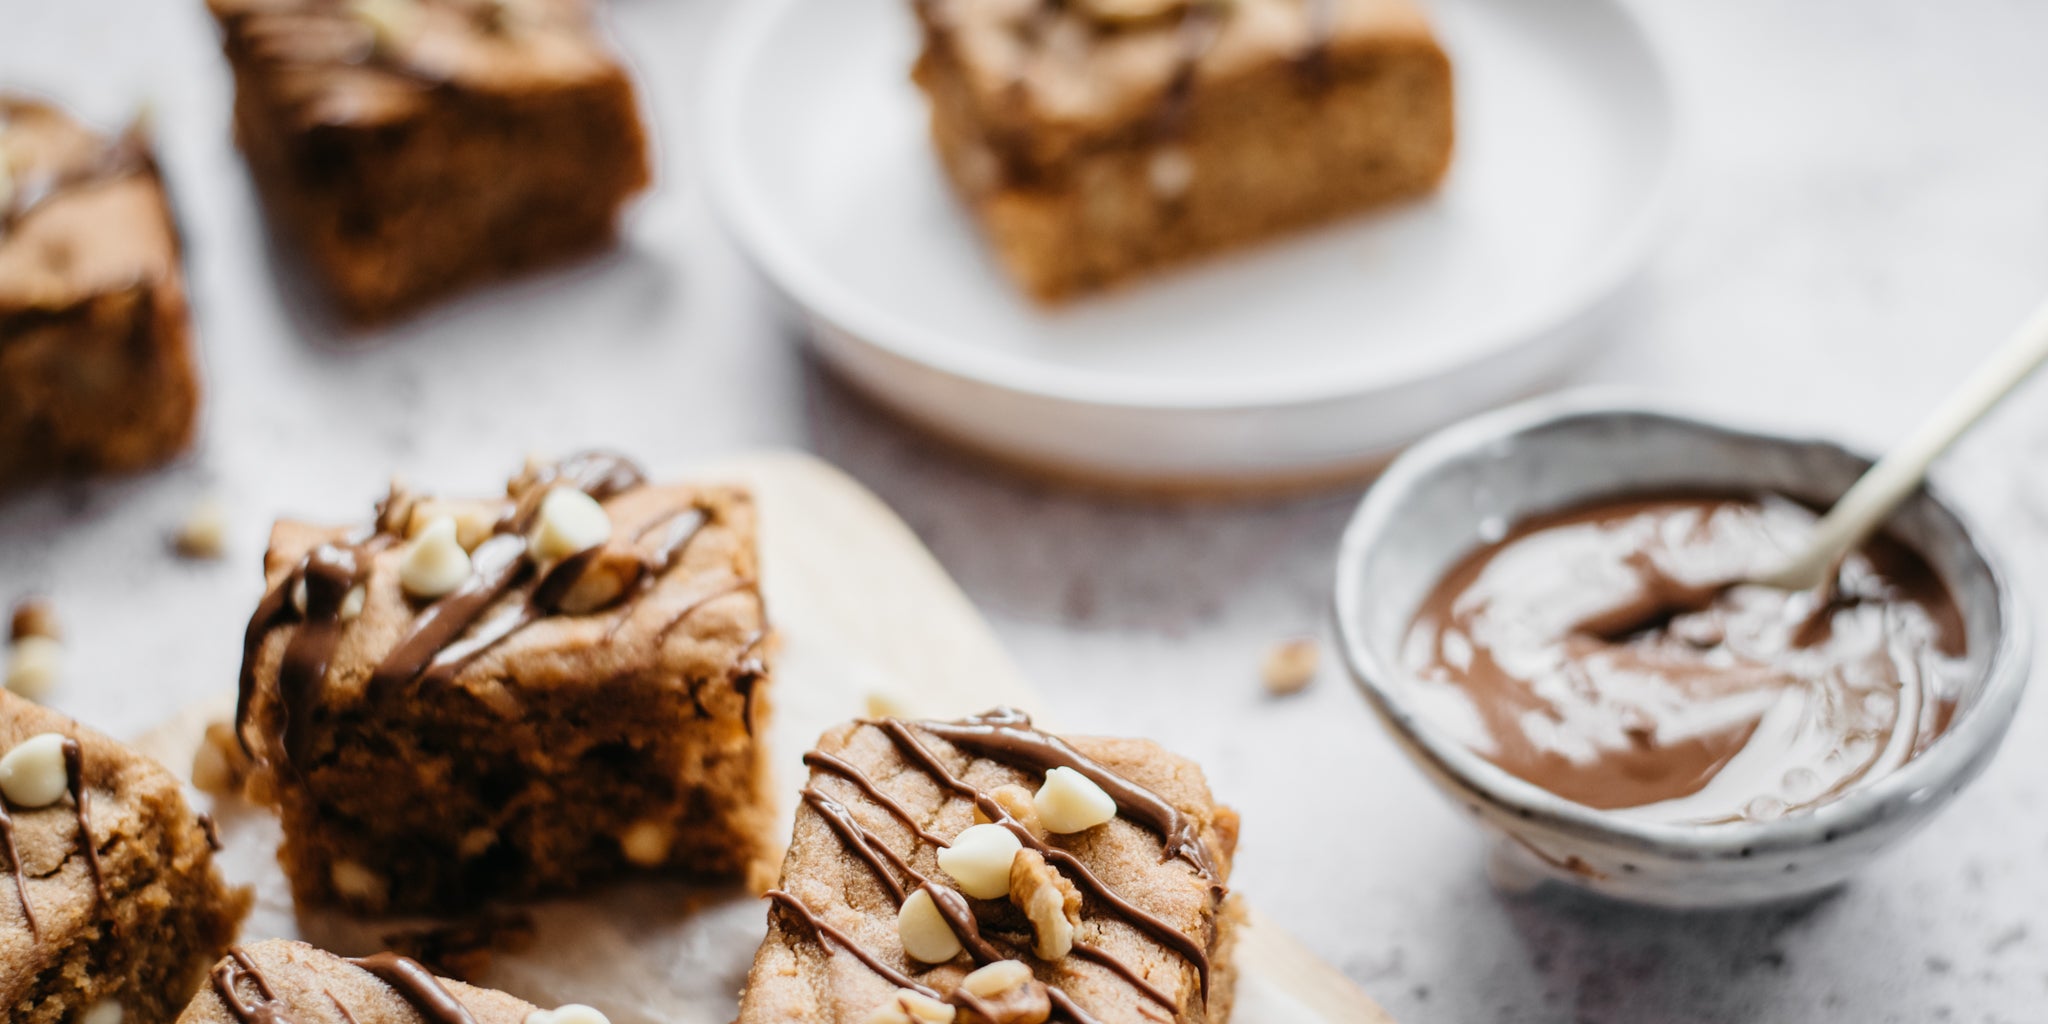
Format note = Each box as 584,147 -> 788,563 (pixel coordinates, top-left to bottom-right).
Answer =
1585,294 -> 2048,640
1757,294 -> 2048,591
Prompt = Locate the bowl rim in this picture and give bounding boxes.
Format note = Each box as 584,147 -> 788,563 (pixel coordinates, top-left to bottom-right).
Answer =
1332,389 -> 2034,861
695,0 -> 1683,413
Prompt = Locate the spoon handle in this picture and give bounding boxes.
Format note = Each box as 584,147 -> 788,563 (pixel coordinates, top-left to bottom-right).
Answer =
1763,295 -> 2048,591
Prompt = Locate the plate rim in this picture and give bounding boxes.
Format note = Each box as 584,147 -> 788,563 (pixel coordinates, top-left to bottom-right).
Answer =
700,0 -> 1683,414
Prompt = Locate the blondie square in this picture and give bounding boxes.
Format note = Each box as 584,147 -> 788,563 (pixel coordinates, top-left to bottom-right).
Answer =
0,690 -> 248,1024
204,0 -> 652,322
913,0 -> 1455,301
235,452 -> 775,914
739,709 -> 1242,1024
0,95 -> 201,486
180,940 -> 552,1024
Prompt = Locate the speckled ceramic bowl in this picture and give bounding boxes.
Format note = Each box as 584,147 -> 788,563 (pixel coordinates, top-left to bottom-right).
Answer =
1333,391 -> 2031,908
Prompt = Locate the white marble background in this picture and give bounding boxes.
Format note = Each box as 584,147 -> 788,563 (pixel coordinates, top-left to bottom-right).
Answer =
5,1 -> 2048,1021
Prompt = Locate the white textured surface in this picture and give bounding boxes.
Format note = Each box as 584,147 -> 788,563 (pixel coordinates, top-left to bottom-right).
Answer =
3,1 -> 2048,1023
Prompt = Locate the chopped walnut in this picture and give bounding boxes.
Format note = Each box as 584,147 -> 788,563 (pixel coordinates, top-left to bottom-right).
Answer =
1008,850 -> 1081,961
8,597 -> 58,643
959,960 -> 1051,1024
174,495 -> 231,560
1260,637 -> 1319,696
191,721 -> 252,796
974,784 -> 1043,837
544,542 -> 647,615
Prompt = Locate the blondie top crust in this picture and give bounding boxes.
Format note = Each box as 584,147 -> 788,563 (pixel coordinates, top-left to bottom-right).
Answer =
0,691 -> 248,1024
913,0 -> 1454,300
0,95 -> 202,484
235,452 -> 774,914
740,709 -> 1242,1024
916,0 -> 1444,165
206,0 -> 638,132
181,940 -> 544,1024
204,0 -> 652,321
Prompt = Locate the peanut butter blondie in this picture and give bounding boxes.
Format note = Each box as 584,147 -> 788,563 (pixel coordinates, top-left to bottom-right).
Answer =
204,0 -> 651,323
739,709 -> 1241,1024
913,0 -> 1455,302
0,95 -> 202,486
235,452 -> 774,914
0,691 -> 248,1024
179,940 -> 581,1024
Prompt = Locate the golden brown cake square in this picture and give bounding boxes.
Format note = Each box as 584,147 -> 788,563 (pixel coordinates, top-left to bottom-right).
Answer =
203,0 -> 652,323
234,452 -> 775,915
738,709 -> 1241,1023
913,0 -> 1455,301
0,690 -> 249,1024
0,95 -> 201,486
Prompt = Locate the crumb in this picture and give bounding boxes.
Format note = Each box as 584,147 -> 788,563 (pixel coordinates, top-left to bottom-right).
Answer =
1260,637 -> 1319,696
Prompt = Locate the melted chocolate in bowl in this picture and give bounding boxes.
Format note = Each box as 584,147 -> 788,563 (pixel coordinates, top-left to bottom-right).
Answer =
1402,494 -> 1968,824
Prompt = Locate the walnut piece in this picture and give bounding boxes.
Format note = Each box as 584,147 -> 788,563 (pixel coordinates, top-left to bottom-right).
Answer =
1261,637 -> 1319,696
1008,849 -> 1081,961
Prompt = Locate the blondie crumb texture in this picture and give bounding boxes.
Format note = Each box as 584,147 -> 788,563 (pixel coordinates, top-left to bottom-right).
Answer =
237,453 -> 775,915
0,691 -> 249,1024
177,940 -> 536,1024
914,0 -> 1454,301
204,0 -> 651,323
0,95 -> 201,486
738,710 -> 1242,1024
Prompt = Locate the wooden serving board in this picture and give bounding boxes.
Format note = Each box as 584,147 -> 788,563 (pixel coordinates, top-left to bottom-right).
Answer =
136,451 -> 1392,1024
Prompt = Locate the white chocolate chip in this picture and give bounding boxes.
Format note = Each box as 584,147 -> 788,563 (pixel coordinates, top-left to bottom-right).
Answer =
961,959 -> 1034,998
937,823 -> 1022,900
330,859 -> 388,904
525,1006 -> 611,1024
290,577 -> 308,615
618,819 -> 674,867
863,989 -> 956,1024
350,0 -> 423,50
398,516 -> 474,599
896,888 -> 963,964
340,585 -> 367,621
864,690 -> 911,720
407,499 -> 500,552
81,1000 -> 123,1024
1148,148 -> 1194,201
4,635 -> 60,700
1261,637 -> 1319,696
1033,767 -> 1116,834
527,488 -> 612,564
0,733 -> 69,808
174,495 -> 230,560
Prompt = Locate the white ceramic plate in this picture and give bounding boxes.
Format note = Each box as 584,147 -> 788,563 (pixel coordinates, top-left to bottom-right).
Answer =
703,0 -> 1678,488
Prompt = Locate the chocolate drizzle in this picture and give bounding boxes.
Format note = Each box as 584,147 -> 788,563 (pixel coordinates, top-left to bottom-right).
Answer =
209,948 -> 474,1024
60,737 -> 105,905
237,453 -> 764,773
0,801 -> 34,939
916,709 -> 1218,879
784,712 -> 1212,1020
0,736 -> 106,940
211,948 -> 300,1024
348,952 -> 480,1024
873,716 -> 1213,1000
